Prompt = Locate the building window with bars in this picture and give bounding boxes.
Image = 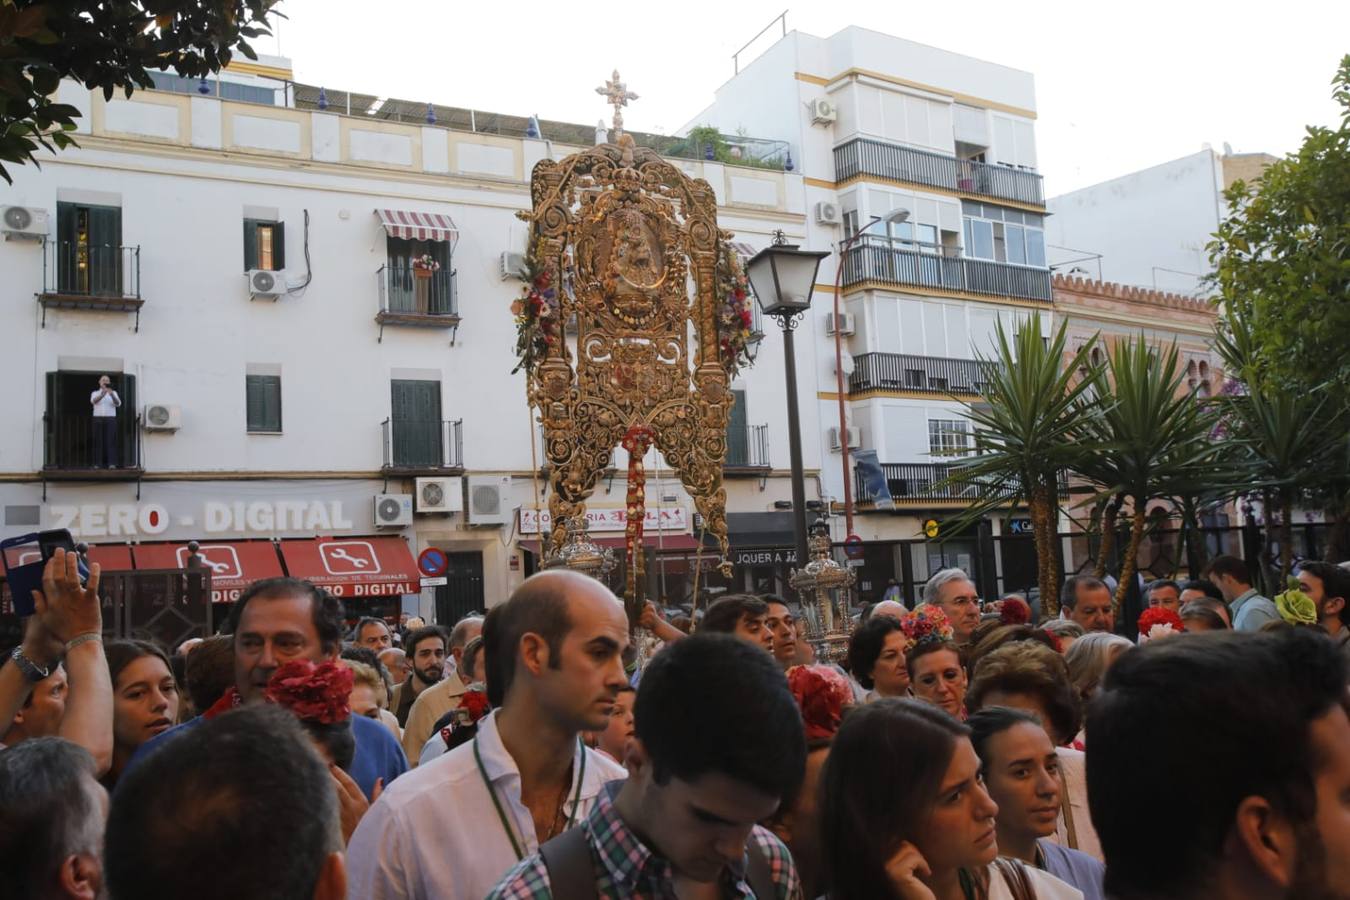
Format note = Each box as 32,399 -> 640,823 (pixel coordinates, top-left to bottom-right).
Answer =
246,374 -> 282,433
928,419 -> 971,457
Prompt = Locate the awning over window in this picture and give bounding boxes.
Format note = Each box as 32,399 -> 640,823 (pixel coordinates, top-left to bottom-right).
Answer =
131,541 -> 285,603
376,209 -> 459,244
279,537 -> 419,599
728,241 -> 758,263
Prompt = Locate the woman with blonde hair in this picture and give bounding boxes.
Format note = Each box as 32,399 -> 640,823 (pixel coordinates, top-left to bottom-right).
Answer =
1063,633 -> 1133,707
342,659 -> 402,741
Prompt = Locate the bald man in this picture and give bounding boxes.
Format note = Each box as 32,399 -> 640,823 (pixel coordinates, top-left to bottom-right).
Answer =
346,571 -> 631,900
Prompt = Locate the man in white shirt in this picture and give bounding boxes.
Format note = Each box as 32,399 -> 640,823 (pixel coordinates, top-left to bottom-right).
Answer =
89,375 -> 121,468
345,570 -> 631,900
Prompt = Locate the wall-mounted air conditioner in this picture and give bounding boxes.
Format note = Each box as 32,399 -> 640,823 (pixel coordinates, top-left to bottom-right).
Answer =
415,477 -> 463,514
1,206 -> 48,240
374,494 -> 413,527
809,97 -> 837,125
142,404 -> 181,432
467,476 -> 513,526
828,426 -> 862,451
247,269 -> 283,299
825,312 -> 855,336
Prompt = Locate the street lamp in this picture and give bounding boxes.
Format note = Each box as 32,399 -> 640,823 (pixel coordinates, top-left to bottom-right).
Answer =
746,232 -> 830,576
832,208 -> 909,539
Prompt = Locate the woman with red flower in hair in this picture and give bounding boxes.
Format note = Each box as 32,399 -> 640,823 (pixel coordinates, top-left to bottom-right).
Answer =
766,665 -> 853,900
901,607 -> 970,720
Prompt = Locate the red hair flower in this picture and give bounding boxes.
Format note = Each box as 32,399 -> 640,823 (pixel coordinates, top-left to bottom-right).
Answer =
460,689 -> 491,723
898,606 -> 954,652
786,665 -> 853,741
264,660 -> 353,725
1137,607 -> 1185,643
999,597 -> 1032,626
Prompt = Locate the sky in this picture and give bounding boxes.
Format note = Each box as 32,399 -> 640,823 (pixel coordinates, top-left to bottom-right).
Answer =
260,0 -> 1349,196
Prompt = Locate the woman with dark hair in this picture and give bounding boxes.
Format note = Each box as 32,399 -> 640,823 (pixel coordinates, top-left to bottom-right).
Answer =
847,615 -> 912,700
103,639 -> 179,787
894,607 -> 968,719
968,707 -> 1105,900
822,699 -> 1082,900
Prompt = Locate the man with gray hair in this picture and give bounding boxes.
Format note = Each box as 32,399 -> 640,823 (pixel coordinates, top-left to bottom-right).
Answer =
401,615 -> 484,765
922,567 -> 982,644
0,737 -> 107,900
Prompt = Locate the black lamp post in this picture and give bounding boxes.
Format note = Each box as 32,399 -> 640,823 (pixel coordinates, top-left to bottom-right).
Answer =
745,232 -> 830,576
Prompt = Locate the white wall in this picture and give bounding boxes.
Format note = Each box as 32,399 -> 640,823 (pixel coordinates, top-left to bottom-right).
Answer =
1046,150 -> 1224,294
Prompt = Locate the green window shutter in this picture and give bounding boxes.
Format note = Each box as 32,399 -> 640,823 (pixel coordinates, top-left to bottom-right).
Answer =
272,221 -> 286,270
244,220 -> 259,270
726,389 -> 748,466
263,375 -> 282,431
246,375 -> 264,432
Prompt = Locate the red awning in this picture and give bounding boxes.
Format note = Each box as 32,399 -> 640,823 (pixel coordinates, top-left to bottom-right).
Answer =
279,537 -> 419,599
132,540 -> 285,603
376,208 -> 458,243
517,534 -> 705,555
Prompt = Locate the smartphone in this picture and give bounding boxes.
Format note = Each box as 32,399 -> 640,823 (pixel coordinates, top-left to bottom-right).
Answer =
1,529 -> 89,618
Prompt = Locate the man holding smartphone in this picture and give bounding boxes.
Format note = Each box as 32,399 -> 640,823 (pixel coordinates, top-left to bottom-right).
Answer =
90,375 -> 121,468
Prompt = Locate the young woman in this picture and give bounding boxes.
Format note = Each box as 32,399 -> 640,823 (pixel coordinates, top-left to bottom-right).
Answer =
968,708 -> 1105,900
822,699 -> 1081,900
847,615 -> 912,700
909,640 -> 969,719
103,640 -> 180,788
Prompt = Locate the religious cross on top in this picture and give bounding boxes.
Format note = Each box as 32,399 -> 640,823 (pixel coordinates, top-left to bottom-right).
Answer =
595,69 -> 638,140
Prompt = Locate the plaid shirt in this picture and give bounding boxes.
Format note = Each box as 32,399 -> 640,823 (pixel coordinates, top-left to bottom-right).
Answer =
488,781 -> 800,899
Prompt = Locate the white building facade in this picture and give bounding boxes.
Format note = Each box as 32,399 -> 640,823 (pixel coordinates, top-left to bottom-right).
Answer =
688,27 -> 1053,603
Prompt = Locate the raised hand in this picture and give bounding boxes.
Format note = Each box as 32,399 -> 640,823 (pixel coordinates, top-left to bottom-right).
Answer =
884,841 -> 936,900
33,548 -> 102,644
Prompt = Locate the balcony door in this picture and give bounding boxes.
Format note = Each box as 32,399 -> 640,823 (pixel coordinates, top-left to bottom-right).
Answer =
385,237 -> 452,315
725,390 -> 748,466
390,379 -> 442,468
56,202 -> 122,295
45,371 -> 137,469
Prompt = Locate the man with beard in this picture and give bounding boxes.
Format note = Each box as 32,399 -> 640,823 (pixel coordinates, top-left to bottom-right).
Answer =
400,617 -> 482,765
346,571 -> 629,900
390,626 -> 447,728
1087,629 -> 1350,899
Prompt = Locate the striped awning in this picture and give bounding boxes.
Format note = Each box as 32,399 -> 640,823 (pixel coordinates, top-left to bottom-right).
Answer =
376,209 -> 459,243
728,241 -> 758,263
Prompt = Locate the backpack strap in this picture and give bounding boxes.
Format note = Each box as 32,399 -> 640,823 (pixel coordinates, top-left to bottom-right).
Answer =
991,857 -> 1038,900
539,826 -> 598,900
743,834 -> 775,899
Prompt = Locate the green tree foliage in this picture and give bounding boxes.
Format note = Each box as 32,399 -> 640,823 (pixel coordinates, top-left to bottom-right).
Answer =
1209,55 -> 1350,395
0,1 -> 280,183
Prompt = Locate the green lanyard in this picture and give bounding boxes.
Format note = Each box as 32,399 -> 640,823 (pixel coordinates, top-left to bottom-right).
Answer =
474,734 -> 587,861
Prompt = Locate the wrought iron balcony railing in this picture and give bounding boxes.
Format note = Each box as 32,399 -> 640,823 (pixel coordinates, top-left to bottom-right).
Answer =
850,352 -> 998,395
833,137 -> 1045,206
381,417 -> 464,471
841,236 -> 1052,302
854,462 -> 1069,504
377,264 -> 458,320
43,412 -> 144,474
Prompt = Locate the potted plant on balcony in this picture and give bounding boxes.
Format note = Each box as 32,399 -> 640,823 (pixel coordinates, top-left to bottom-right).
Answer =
411,254 -> 440,279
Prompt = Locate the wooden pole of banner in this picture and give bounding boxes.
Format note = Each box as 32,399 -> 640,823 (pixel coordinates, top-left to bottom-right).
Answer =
527,404 -> 546,555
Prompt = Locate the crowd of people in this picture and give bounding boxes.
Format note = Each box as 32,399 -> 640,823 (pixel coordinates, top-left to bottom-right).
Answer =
1,545 -> 1348,899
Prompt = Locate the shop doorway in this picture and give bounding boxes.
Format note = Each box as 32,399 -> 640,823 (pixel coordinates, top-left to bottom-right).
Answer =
435,551 -> 484,625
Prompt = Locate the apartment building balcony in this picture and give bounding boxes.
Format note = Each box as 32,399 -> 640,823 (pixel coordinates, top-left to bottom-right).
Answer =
43,413 -> 144,480
849,353 -> 997,397
380,417 -> 464,475
841,236 -> 1052,303
39,241 -> 144,329
854,463 -> 1069,507
375,264 -> 459,337
725,423 -> 770,475
833,137 -> 1044,207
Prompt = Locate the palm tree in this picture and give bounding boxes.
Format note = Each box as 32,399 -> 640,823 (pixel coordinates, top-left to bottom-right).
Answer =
1213,315 -> 1345,583
936,315 -> 1098,615
1071,337 -> 1222,615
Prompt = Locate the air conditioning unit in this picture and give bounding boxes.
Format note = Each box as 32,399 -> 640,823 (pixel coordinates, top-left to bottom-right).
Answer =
467,476 -> 513,526
247,269 -> 283,299
809,97 -> 837,125
374,493 -> 413,528
814,201 -> 842,226
142,404 -> 181,432
829,426 -> 862,451
499,251 -> 526,281
826,312 -> 855,336
415,476 -> 462,514
1,206 -> 48,240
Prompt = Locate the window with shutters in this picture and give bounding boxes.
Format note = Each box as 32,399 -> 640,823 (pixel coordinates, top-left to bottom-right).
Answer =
55,202 -> 122,295
246,375 -> 282,433
244,219 -> 285,271
725,389 -> 749,467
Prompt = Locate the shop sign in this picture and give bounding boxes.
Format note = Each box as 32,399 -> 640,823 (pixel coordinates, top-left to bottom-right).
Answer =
519,506 -> 688,534
1005,517 -> 1034,535
731,548 -> 798,566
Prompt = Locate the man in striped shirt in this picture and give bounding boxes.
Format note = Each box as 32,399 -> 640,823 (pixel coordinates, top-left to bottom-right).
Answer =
490,634 -> 805,899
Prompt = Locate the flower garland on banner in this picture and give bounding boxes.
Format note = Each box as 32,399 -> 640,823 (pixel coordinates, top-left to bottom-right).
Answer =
621,424 -> 656,603
1136,607 -> 1185,643
716,242 -> 756,378
509,246 -> 560,377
